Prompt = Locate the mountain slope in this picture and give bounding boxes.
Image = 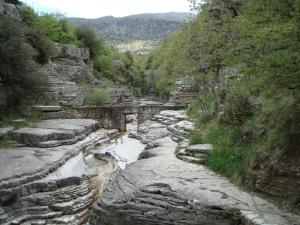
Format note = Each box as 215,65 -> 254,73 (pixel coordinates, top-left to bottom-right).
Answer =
68,12 -> 191,42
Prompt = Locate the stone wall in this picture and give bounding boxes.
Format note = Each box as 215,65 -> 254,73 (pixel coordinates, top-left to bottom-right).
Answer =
74,105 -> 185,132
52,43 -> 90,61
39,105 -> 184,132
106,88 -> 133,105
168,77 -> 199,106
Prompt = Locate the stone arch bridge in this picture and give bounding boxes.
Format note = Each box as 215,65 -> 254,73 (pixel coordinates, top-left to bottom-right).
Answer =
74,104 -> 185,132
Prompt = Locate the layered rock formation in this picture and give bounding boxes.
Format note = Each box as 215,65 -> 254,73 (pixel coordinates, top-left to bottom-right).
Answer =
0,119 -> 117,225
168,78 -> 199,106
39,44 -> 94,107
14,119 -> 99,148
38,43 -> 134,107
105,88 -> 133,105
176,144 -> 213,164
89,110 -> 300,225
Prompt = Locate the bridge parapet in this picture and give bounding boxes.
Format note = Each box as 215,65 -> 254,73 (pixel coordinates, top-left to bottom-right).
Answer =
75,104 -> 185,131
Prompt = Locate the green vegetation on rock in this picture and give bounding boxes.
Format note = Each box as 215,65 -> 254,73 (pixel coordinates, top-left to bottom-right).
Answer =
1,3 -> 146,111
134,0 -> 300,210
84,88 -> 108,106
0,16 -> 47,107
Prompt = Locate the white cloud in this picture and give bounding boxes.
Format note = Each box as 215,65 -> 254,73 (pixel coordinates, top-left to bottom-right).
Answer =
22,0 -> 191,18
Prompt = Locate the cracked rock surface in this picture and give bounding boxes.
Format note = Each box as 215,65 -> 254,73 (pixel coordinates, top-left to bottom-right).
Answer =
0,119 -> 117,225
89,110 -> 300,225
13,119 -> 99,148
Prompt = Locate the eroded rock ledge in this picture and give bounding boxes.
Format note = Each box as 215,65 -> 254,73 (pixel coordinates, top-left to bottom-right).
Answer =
0,119 -> 117,225
89,110 -> 300,225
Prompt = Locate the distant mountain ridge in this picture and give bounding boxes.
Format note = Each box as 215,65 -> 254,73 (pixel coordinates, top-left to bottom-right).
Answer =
68,12 -> 191,42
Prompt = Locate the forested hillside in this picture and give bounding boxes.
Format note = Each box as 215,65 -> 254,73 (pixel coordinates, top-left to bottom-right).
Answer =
135,0 -> 300,211
0,2 -> 140,115
68,12 -> 191,42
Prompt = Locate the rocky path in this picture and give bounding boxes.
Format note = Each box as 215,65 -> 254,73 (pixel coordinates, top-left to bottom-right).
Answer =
89,110 -> 300,225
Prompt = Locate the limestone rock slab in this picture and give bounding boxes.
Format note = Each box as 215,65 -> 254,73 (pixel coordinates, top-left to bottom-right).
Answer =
0,127 -> 114,225
89,111 -> 300,225
186,144 -> 213,154
13,119 -> 99,148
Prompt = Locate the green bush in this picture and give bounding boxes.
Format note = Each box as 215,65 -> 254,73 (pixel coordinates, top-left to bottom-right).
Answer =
266,99 -> 300,156
19,5 -> 38,27
85,88 -> 108,106
223,93 -> 254,126
26,29 -> 54,64
75,27 -> 105,59
94,55 -> 113,78
0,17 -> 46,106
20,6 -> 79,46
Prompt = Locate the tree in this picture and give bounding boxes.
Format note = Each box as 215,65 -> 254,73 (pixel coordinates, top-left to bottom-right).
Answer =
75,27 -> 105,59
5,0 -> 21,5
0,17 -> 46,106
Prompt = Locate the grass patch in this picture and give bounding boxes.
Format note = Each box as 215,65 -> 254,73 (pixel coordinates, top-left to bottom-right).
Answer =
0,138 -> 13,149
0,107 -> 42,129
202,146 -> 255,179
84,88 -> 108,106
189,118 -> 258,181
188,131 -> 203,145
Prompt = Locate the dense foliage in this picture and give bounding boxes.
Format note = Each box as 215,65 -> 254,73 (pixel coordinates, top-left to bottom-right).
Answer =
84,88 -> 108,106
1,4 -> 145,110
136,0 -> 300,207
0,17 -> 47,106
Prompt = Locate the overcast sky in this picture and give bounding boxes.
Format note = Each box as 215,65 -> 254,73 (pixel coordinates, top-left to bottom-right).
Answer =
22,0 -> 191,18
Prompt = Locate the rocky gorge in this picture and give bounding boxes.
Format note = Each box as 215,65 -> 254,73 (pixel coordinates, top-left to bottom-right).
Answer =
0,1 -> 299,225
0,119 -> 119,225
89,110 -> 300,225
1,109 -> 300,225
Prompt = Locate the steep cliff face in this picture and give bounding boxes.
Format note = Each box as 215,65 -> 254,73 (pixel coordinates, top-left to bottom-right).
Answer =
39,44 -> 93,107
38,43 -> 134,107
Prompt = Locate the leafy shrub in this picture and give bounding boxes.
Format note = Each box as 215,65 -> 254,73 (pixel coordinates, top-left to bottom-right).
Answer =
0,17 -> 46,106
267,99 -> 300,156
19,5 -> 38,27
56,19 -> 79,45
85,88 -> 108,106
26,29 -> 54,64
20,6 -> 79,45
223,93 -> 254,126
155,78 -> 174,99
75,27 -> 105,59
94,55 -> 113,78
